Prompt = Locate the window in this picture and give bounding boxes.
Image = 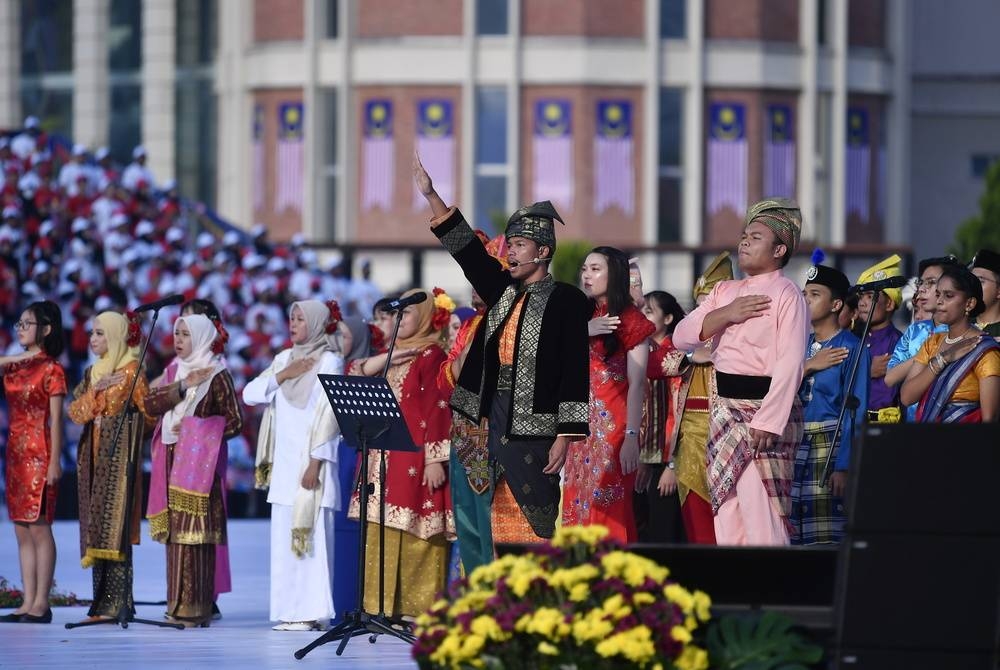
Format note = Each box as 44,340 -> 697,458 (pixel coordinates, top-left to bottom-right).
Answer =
476,0 -> 508,36
319,88 -> 340,239
109,0 -> 142,72
19,0 -> 73,136
657,88 -> 683,242
817,0 -> 828,46
972,154 -> 999,178
324,0 -> 339,38
660,0 -> 685,39
475,86 -> 509,235
176,0 -> 217,67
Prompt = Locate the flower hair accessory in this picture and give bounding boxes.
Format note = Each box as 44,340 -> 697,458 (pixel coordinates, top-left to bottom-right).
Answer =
125,311 -> 142,348
368,323 -> 386,353
324,299 -> 343,335
431,287 -> 456,332
210,316 -> 229,355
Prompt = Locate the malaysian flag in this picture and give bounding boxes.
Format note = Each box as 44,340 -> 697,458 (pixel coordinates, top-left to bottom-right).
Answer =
253,104 -> 264,212
362,99 -> 394,211
532,99 -> 573,211
706,102 -> 748,218
594,100 -> 635,216
413,99 -> 454,210
764,105 -> 795,199
275,102 -> 304,212
846,108 -> 870,223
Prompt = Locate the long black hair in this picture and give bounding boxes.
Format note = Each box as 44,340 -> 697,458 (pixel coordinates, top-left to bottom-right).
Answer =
644,290 -> 686,335
588,246 -> 632,360
938,265 -> 986,320
24,300 -> 64,357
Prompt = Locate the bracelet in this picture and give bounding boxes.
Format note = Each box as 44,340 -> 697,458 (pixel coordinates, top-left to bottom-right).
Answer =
625,428 -> 638,436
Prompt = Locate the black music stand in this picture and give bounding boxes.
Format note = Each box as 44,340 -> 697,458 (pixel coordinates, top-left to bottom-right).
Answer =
294,373 -> 420,659
67,306 -> 184,631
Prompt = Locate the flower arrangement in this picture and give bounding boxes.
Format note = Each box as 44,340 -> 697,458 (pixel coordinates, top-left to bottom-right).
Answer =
431,287 -> 456,332
0,576 -> 81,608
413,525 -> 711,670
210,316 -> 229,355
368,322 -> 386,353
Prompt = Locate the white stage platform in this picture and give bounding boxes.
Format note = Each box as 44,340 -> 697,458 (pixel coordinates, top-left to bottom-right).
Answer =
0,519 -> 417,669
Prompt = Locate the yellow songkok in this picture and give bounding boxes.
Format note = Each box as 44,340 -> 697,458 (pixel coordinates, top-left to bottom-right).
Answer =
694,251 -> 734,301
856,254 -> 903,308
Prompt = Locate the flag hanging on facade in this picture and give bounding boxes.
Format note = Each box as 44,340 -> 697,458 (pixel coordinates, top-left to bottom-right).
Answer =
275,102 -> 304,213
706,102 -> 748,218
764,104 -> 795,199
253,104 -> 265,212
413,99 -> 455,210
594,100 -> 635,216
846,107 -> 871,223
532,99 -> 573,211
362,99 -> 394,211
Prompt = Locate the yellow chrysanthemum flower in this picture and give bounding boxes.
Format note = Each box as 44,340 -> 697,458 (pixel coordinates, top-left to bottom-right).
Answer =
550,524 -> 609,548
675,645 -> 710,670
524,607 -> 569,640
537,641 -> 560,656
693,589 -> 713,621
470,614 -> 509,642
664,583 -> 695,614
671,625 -> 693,643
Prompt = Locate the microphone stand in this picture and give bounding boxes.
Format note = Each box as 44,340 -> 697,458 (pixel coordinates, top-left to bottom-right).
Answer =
67,304 -> 184,630
820,290 -> 878,487
294,307 -> 416,659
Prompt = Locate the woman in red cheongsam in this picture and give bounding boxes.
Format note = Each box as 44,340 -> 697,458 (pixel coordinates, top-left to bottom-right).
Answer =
1,301 -> 67,624
563,247 -> 654,544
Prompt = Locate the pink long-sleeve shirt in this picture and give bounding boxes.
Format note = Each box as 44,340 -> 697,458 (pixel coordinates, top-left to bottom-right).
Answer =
673,269 -> 809,436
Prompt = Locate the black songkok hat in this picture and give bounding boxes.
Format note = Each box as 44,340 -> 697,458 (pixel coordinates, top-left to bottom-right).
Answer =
971,248 -> 1000,278
504,200 -> 564,253
918,254 -> 961,277
805,263 -> 850,300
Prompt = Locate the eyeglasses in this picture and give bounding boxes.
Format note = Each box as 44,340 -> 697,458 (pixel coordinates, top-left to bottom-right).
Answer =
14,320 -> 37,330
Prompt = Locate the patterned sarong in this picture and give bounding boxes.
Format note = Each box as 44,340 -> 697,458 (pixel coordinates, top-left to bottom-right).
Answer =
788,421 -> 845,545
707,395 -> 802,523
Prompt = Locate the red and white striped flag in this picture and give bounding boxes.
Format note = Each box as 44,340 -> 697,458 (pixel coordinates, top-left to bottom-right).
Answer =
706,103 -> 748,218
252,104 -> 264,212
362,100 -> 394,211
846,108 -> 870,223
764,105 -> 796,199
594,100 -> 634,216
275,102 -> 304,213
532,100 -> 573,211
413,100 -> 455,210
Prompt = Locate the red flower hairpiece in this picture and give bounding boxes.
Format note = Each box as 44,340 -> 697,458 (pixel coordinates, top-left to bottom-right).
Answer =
210,317 -> 229,355
430,287 -> 456,332
324,299 -> 343,335
368,323 -> 386,353
125,311 -> 142,348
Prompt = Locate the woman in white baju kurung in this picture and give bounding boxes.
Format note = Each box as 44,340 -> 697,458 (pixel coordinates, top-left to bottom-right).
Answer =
243,300 -> 346,631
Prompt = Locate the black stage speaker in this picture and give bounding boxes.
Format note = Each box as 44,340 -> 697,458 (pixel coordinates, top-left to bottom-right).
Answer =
834,423 -> 1000,669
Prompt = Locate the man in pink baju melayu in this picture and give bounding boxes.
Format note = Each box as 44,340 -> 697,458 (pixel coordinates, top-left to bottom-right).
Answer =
673,199 -> 809,545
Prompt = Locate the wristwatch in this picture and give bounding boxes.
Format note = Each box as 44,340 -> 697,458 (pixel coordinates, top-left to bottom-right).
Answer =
666,460 -> 676,470
625,428 -> 638,437
685,351 -> 695,363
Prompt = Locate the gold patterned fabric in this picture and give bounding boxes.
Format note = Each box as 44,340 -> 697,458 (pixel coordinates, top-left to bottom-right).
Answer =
363,526 -> 448,619
69,362 -> 151,568
88,553 -> 134,617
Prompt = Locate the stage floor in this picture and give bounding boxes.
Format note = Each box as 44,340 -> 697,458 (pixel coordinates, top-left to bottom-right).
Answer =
0,519 -> 417,669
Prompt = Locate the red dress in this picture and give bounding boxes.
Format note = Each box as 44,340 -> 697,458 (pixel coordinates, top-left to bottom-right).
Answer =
563,304 -> 654,543
351,345 -> 455,540
3,354 -> 67,523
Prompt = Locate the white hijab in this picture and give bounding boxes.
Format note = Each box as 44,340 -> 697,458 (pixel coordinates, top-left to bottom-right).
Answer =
162,314 -> 224,444
281,301 -> 338,409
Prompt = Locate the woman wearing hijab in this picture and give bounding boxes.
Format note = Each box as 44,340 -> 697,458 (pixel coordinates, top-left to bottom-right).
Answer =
349,288 -> 454,621
68,311 -> 153,621
145,314 -> 243,628
243,300 -> 346,631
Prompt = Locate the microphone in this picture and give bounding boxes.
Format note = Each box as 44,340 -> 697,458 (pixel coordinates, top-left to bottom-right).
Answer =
507,257 -> 550,269
383,291 -> 428,311
134,294 -> 185,313
849,275 -> 908,295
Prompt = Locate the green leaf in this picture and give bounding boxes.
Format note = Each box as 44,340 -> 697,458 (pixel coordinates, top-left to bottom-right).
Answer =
706,612 -> 824,670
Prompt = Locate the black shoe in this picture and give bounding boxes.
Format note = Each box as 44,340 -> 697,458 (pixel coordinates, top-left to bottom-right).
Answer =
0,612 -> 26,623
19,608 -> 52,624
211,602 -> 221,620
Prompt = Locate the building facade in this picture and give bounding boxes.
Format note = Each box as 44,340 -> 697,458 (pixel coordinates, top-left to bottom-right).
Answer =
2,0 -> 998,290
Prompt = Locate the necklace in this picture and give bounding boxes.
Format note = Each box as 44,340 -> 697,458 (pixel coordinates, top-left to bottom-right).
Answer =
944,328 -> 969,345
